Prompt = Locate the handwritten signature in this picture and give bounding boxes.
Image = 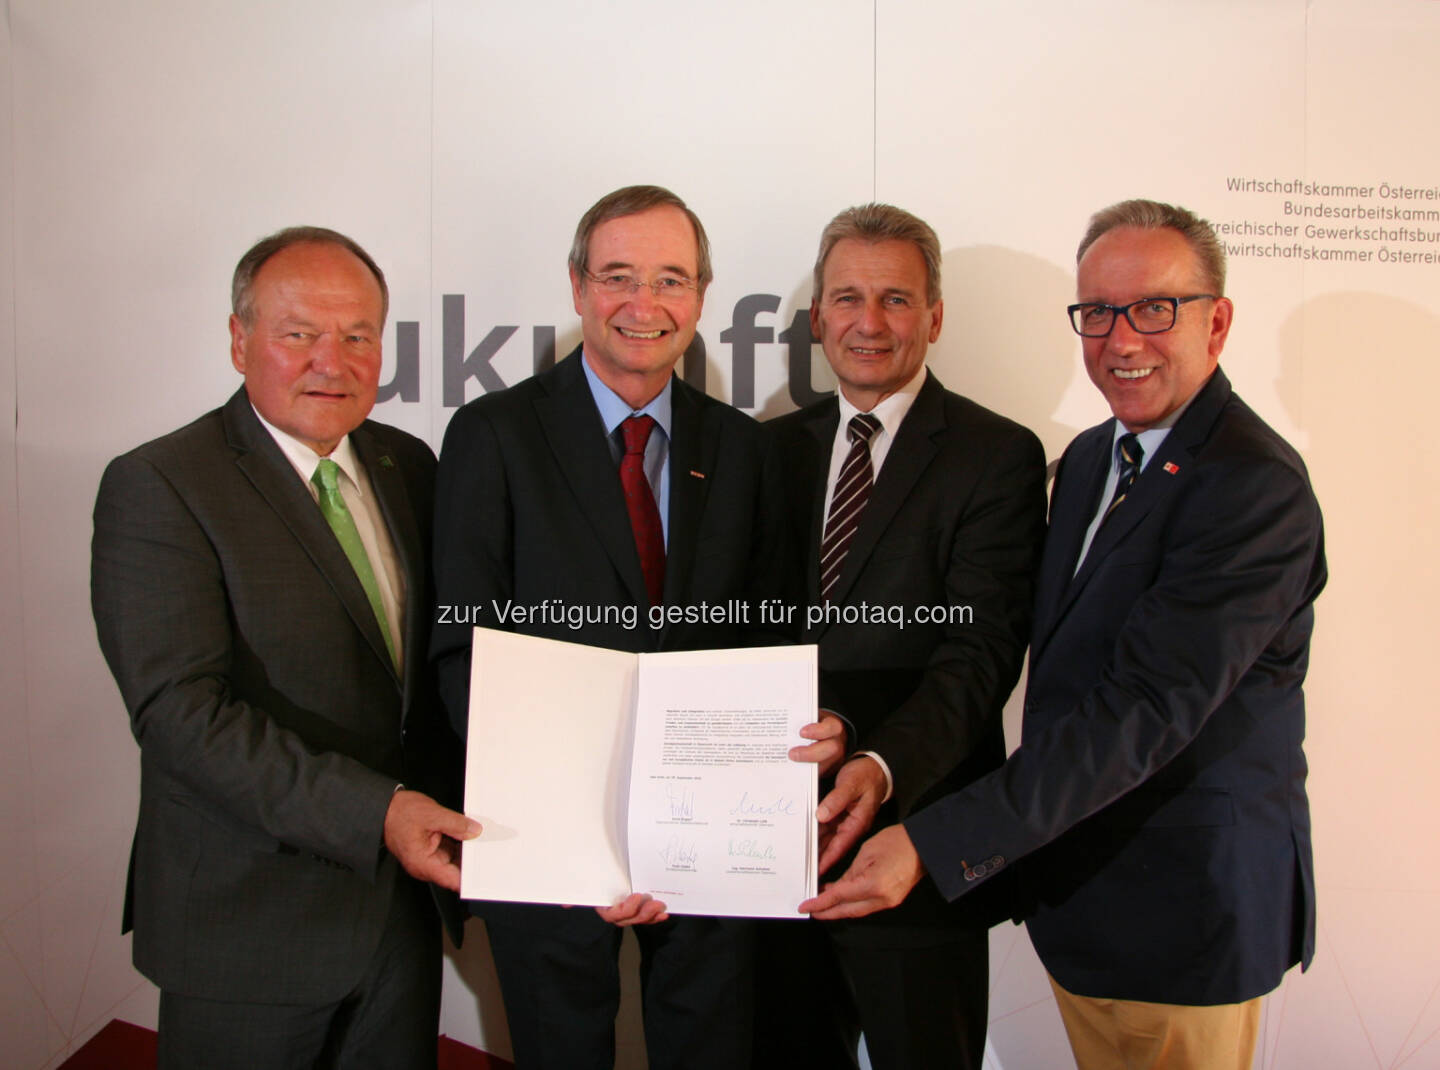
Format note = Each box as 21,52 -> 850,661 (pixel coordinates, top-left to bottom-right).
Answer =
658,835 -> 699,868
729,790 -> 797,818
665,786 -> 696,821
728,838 -> 776,861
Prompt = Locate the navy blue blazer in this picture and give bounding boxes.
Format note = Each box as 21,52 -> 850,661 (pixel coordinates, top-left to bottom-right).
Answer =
905,368 -> 1326,1005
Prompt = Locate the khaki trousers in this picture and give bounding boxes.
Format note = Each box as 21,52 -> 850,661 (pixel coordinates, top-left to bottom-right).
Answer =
1049,974 -> 1260,1070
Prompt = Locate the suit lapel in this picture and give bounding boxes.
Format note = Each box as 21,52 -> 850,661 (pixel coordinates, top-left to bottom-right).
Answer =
1037,370 -> 1234,653
826,371 -> 944,608
795,403 -> 839,608
533,352 -> 651,607
664,377 -> 715,612
1030,425 -> 1111,655
222,391 -> 398,682
352,425 -> 421,696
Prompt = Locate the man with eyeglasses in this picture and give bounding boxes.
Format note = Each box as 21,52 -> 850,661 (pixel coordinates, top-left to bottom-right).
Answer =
803,199 -> 1326,1070
430,185 -> 790,1069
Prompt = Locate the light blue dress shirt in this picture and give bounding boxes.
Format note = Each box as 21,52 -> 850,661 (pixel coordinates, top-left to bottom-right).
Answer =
581,355 -> 672,546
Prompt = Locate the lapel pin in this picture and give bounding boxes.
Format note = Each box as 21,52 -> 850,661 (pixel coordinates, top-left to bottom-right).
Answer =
378,455 -> 395,469
1162,461 -> 1179,475
690,470 -> 706,479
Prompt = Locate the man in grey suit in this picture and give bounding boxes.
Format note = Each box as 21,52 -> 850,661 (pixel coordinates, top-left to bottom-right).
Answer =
91,227 -> 480,1069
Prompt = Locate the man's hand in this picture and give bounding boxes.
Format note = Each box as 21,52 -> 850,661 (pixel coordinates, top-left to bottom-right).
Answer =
383,789 -> 483,893
596,893 -> 670,927
815,755 -> 888,873
789,711 -> 848,777
799,824 -> 925,921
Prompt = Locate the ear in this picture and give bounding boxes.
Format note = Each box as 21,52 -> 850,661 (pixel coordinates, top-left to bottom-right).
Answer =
927,298 -> 944,344
809,300 -> 821,340
570,266 -> 586,316
229,314 -> 248,374
1207,296 -> 1234,360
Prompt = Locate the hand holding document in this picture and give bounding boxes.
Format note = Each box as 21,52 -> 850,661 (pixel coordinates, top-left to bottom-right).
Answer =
460,629 -> 817,918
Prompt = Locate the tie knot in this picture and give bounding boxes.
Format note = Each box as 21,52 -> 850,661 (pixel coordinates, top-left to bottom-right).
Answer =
621,414 -> 657,456
1117,433 -> 1142,470
848,412 -> 881,445
312,457 -> 341,493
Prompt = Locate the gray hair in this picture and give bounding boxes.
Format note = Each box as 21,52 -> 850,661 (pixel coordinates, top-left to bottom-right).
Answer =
813,203 -> 942,306
1076,199 -> 1226,296
568,185 -> 712,293
232,226 -> 389,327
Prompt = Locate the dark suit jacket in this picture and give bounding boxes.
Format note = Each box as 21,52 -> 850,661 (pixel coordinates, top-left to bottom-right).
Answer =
769,371 -> 1046,938
905,368 -> 1326,1004
431,348 -> 792,747
91,389 -> 461,1005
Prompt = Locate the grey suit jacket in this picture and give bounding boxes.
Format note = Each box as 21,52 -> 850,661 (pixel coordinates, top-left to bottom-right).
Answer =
92,388 -> 459,1004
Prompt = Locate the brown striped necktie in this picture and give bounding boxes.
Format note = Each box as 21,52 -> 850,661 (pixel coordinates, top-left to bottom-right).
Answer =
819,412 -> 882,602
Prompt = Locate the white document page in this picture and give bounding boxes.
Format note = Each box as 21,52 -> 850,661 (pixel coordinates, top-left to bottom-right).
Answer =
460,629 -> 637,906
625,645 -> 817,918
460,630 -> 816,917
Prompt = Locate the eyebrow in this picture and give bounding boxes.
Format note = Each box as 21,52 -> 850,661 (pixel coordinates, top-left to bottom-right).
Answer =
827,284 -> 918,298
274,315 -> 379,333
592,260 -> 696,277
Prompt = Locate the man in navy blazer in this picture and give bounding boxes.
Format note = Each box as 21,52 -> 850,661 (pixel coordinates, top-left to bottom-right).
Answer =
431,186 -> 790,1069
91,228 -> 478,1069
804,199 -> 1326,1070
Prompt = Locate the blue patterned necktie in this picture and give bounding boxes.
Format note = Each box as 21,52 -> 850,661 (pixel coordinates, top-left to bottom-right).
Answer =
1103,433 -> 1143,523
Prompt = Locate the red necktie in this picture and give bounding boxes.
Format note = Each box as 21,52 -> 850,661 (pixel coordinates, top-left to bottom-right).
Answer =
620,415 -> 665,606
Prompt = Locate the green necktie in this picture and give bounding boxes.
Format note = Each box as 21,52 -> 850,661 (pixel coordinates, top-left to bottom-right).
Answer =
311,458 -> 399,671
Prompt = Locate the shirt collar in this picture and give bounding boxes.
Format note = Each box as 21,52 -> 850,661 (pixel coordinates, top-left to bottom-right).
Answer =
251,403 -> 363,493
837,364 -> 927,436
581,353 -> 673,439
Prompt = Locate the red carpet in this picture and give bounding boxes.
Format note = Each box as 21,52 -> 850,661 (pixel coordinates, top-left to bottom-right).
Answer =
59,1019 -> 513,1069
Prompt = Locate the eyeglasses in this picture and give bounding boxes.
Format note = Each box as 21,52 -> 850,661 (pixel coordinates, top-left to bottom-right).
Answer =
583,269 -> 699,301
1067,295 -> 1216,337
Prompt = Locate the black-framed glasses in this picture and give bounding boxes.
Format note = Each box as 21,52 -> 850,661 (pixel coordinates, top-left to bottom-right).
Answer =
1067,295 -> 1216,337
583,269 -> 699,301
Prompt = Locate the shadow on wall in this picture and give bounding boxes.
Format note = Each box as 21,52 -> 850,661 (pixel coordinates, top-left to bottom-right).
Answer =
932,245 -> 1082,466
1274,291 -> 1440,886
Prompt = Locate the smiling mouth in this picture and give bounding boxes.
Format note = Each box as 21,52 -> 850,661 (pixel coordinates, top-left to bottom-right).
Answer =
618,327 -> 666,340
1112,367 -> 1155,380
849,347 -> 890,356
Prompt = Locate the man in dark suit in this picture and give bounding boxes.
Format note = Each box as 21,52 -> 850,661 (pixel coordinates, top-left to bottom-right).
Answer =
91,227 -> 479,1070
804,199 -> 1326,1070
756,204 -> 1046,1069
430,185 -> 789,1070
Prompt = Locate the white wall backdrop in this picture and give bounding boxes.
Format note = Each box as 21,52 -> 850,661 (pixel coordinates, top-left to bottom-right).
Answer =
4,2 -> 1438,1067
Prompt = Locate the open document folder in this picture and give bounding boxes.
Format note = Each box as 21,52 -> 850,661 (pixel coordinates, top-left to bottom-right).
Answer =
460,629 -> 818,919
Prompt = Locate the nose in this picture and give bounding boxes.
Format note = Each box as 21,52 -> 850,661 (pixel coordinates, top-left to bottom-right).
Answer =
1105,314 -> 1144,355
309,332 -> 345,375
857,296 -> 886,334
625,283 -> 664,319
